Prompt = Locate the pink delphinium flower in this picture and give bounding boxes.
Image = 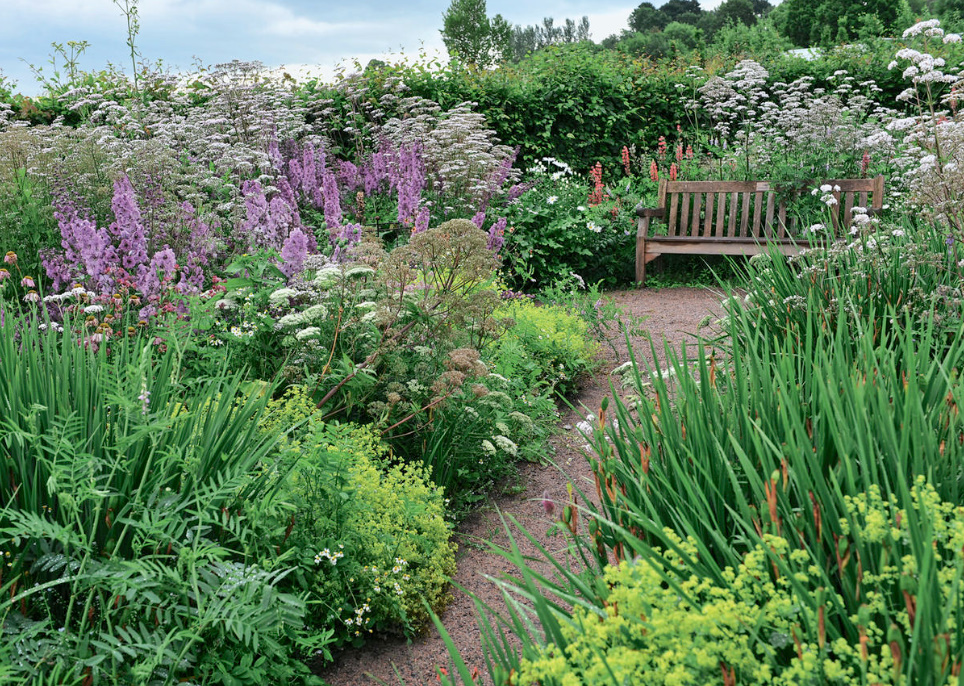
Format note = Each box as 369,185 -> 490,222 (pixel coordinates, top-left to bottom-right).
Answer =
650,160 -> 659,182
670,163 -> 679,181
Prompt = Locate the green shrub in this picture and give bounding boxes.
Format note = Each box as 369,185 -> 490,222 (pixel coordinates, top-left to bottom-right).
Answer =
489,298 -> 600,395
261,388 -> 456,646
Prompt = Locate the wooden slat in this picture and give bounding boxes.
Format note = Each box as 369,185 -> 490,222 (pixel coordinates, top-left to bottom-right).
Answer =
680,193 -> 691,237
764,192 -> 776,238
714,192 -> 725,237
666,180 -> 762,193
822,178 -> 878,192
701,192 -> 713,237
691,192 -> 702,236
740,192 -> 751,237
843,192 -> 855,228
831,189 -> 842,231
751,192 -> 764,237
858,191 -> 868,209
645,237 -> 807,257
656,178 -> 668,208
873,174 -> 885,209
778,203 -> 788,238
728,192 -> 739,238
668,194 -> 680,237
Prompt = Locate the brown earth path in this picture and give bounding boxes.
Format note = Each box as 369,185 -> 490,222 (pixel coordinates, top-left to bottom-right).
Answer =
316,287 -> 723,686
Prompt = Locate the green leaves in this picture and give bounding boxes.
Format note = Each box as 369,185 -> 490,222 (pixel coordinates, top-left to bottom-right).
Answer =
0,311 -> 320,684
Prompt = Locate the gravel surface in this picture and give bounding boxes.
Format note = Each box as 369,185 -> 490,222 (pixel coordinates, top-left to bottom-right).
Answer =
316,287 -> 723,686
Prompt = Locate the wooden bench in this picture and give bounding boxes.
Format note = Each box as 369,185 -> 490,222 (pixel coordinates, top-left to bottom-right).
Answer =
635,175 -> 885,284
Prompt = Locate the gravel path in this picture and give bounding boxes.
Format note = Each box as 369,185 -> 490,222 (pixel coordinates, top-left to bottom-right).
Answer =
316,287 -> 723,686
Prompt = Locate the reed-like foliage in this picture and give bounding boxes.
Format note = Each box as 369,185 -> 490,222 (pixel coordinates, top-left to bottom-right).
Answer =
0,313 -> 316,684
433,282 -> 964,684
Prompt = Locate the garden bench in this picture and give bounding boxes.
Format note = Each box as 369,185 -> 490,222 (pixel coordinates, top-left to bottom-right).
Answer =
634,175 -> 885,284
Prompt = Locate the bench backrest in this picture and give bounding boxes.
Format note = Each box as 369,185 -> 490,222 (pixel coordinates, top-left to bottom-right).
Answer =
653,175 -> 885,240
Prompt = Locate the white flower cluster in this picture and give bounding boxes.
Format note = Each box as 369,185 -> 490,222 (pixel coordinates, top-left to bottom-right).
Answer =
532,157 -> 574,181
314,545 -> 345,565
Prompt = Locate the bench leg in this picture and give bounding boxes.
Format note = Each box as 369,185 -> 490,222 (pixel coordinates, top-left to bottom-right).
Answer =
635,218 -> 650,286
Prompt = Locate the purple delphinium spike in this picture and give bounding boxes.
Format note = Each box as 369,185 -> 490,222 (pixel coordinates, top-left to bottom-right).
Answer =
268,134 -> 284,172
240,180 -> 270,250
266,196 -> 298,250
287,157 -> 304,195
321,169 -> 342,231
137,247 -> 177,298
330,222 -> 362,263
471,212 -> 486,229
177,202 -> 217,264
279,227 -> 309,277
487,216 -> 507,254
396,144 -> 425,227
51,191 -> 117,292
412,206 -> 431,235
302,144 -> 320,204
338,160 -> 361,191
480,147 -> 519,211
276,176 -> 298,211
110,175 -> 149,273
506,181 -> 536,202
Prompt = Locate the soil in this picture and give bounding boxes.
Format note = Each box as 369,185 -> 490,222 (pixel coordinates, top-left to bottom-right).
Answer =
316,286 -> 724,686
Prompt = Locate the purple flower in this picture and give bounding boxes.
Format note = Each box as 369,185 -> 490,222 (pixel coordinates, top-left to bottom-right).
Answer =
338,160 -> 361,191
267,135 -> 283,172
412,206 -> 431,235
321,169 -> 342,231
20,276 -> 35,288
487,217 -> 506,254
331,223 -> 363,263
138,383 -> 151,415
110,175 -> 149,273
396,144 -> 425,226
239,180 -> 271,250
471,212 -> 486,229
506,182 -> 535,202
136,247 -> 177,298
280,227 -> 309,277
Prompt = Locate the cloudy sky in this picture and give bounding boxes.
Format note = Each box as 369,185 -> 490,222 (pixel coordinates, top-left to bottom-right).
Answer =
1,0 -> 724,95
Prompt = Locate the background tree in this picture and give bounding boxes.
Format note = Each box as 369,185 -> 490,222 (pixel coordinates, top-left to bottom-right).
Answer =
441,0 -> 492,67
659,0 -> 704,25
629,2 -> 669,32
490,14 -> 513,64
